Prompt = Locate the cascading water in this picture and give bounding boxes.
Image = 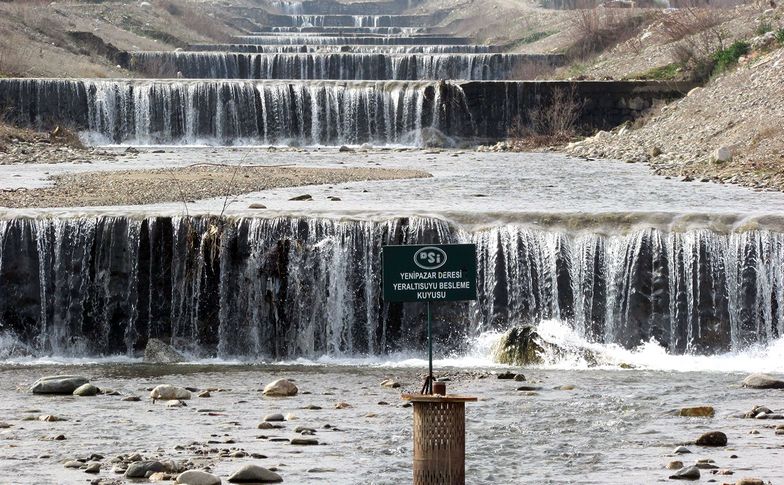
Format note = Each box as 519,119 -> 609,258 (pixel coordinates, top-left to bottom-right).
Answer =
1,216 -> 782,359
232,35 -> 472,45
271,1 -> 304,14
187,44 -> 498,54
0,78 -> 474,146
130,52 -> 563,80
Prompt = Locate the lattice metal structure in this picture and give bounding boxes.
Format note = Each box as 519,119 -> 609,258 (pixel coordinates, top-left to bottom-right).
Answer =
407,395 -> 477,485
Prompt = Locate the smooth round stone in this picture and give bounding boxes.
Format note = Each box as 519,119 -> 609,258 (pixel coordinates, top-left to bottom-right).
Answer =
666,461 -> 684,470
263,413 -> 285,422
669,465 -> 700,480
673,446 -> 692,454
290,437 -> 318,445
31,375 -> 89,394
262,379 -> 298,397
73,383 -> 99,397
695,431 -> 728,447
150,385 -> 191,401
227,464 -> 283,483
742,373 -> 784,389
176,470 -> 221,485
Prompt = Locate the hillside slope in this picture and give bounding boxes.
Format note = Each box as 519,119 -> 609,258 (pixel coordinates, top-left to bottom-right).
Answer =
567,42 -> 784,191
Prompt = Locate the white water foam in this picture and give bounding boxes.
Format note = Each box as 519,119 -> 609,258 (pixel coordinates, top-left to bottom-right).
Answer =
528,319 -> 784,374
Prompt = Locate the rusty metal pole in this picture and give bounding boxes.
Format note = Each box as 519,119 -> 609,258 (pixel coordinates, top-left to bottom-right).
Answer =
405,394 -> 477,485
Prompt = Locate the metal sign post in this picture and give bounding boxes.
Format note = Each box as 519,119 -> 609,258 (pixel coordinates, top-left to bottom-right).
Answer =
382,243 -> 478,485
382,243 -> 477,393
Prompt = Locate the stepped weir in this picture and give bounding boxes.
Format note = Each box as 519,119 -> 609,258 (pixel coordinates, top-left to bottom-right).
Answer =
0,0 -> 772,363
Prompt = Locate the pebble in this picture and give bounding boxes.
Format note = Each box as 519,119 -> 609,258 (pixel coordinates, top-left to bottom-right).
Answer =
263,413 -> 285,422
673,446 -> 692,454
666,461 -> 684,470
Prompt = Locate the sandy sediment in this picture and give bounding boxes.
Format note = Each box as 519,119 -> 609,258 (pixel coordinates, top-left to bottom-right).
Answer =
0,165 -> 431,209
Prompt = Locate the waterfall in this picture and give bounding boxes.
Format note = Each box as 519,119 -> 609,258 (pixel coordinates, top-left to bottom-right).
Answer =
0,78 -> 473,145
232,35 -> 472,45
187,44 -> 498,54
1,216 -> 782,358
130,52 -> 563,80
271,1 -> 304,14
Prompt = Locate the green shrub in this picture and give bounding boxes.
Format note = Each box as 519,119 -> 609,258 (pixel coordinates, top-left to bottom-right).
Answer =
712,41 -> 749,76
755,21 -> 774,36
631,63 -> 681,80
777,28 -> 784,45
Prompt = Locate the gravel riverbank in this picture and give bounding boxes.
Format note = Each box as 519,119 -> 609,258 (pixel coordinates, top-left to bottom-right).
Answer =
0,165 -> 431,209
566,45 -> 784,192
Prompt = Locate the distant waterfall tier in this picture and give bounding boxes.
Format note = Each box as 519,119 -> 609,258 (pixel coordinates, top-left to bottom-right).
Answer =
268,14 -> 441,27
1,216 -> 781,358
187,44 -> 502,54
0,79 -> 474,146
259,26 -> 423,34
130,52 -> 565,80
0,78 -> 695,146
232,35 -> 472,45
270,0 -> 425,15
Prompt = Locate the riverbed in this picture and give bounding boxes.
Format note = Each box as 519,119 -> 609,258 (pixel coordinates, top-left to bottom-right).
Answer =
1,354 -> 782,484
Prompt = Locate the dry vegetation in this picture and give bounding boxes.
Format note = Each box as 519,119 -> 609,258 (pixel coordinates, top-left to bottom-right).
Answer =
565,7 -> 652,60
507,86 -> 584,148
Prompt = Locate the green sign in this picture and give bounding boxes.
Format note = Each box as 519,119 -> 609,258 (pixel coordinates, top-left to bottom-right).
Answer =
382,244 -> 477,302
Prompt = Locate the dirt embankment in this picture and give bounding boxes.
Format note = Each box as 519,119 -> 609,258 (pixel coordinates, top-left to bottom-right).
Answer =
0,0 -> 239,78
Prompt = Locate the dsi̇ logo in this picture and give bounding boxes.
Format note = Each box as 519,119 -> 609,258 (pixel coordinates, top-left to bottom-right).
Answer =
414,247 -> 447,270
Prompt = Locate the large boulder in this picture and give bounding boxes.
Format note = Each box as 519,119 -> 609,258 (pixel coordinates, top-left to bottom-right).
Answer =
492,325 -> 598,367
144,338 -> 185,364
419,127 -> 453,149
492,326 -> 547,366
262,379 -> 298,397
228,464 -> 282,483
742,373 -> 784,389
150,385 -> 191,401
31,375 -> 90,394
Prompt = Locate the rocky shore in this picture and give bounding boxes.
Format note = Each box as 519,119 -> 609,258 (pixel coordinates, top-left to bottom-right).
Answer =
0,123 -> 121,166
0,165 -> 431,208
566,44 -> 784,193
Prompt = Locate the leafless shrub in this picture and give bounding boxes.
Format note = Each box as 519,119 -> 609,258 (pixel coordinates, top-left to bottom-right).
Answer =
508,86 -> 585,148
566,6 -> 649,60
657,7 -> 731,79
